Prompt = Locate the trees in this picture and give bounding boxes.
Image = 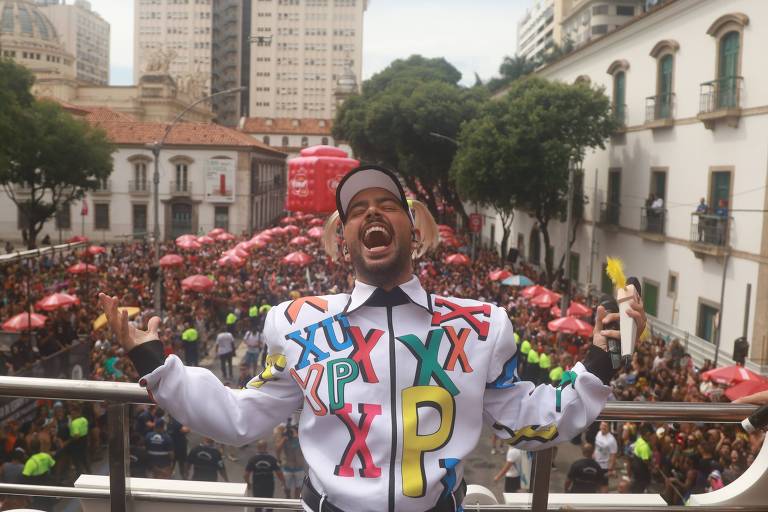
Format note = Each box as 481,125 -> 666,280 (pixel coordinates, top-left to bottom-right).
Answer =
333,55 -> 487,224
0,59 -> 114,249
452,76 -> 616,283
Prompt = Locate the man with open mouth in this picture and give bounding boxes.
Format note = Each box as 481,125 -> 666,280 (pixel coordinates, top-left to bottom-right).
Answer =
99,164 -> 647,512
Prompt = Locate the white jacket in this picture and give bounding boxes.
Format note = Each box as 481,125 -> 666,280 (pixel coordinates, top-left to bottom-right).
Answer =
131,276 -> 613,511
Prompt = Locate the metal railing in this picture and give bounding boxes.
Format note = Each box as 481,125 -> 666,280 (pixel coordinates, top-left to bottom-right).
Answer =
599,201 -> 620,226
699,76 -> 743,114
92,180 -> 112,195
641,207 -> 666,235
169,181 -> 192,196
690,213 -> 730,247
128,180 -> 151,195
0,376 -> 759,512
645,93 -> 675,123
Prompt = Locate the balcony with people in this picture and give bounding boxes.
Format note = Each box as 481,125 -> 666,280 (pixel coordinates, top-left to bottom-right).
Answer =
690,197 -> 731,257
640,193 -> 666,240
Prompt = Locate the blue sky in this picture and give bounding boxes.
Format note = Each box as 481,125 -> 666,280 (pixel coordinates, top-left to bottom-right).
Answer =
88,0 -> 528,86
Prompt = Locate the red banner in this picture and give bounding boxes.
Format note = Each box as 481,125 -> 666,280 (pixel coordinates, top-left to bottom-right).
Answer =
469,213 -> 483,233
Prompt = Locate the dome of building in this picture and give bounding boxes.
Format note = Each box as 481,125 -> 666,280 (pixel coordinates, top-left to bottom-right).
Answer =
335,64 -> 358,96
0,0 -> 75,80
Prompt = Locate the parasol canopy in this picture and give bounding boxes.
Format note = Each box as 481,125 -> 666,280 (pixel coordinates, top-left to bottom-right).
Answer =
3,312 -> 48,332
521,285 -> 552,299
217,254 -> 245,268
307,226 -> 324,239
92,307 -> 140,330
67,262 -> 98,274
181,275 -> 215,293
35,292 -> 79,311
530,292 -> 562,309
702,364 -> 766,386
445,253 -> 470,266
725,379 -> 768,402
176,238 -> 201,250
290,236 -> 311,246
488,269 -> 512,282
547,316 -> 593,337
501,275 -> 534,287
197,235 -> 216,245
551,302 -> 593,317
159,254 -> 184,268
87,245 -> 106,256
282,251 -> 312,266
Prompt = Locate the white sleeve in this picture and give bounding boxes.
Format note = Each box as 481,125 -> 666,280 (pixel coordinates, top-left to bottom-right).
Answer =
483,306 -> 611,451
140,309 -> 302,446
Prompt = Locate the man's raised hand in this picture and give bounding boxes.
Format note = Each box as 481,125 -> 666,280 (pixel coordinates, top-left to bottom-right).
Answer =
98,293 -> 160,351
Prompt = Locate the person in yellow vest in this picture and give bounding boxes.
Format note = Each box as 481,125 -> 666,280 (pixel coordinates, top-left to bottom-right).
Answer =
68,402 -> 90,475
22,438 -> 56,509
182,322 -> 200,366
538,347 -> 552,386
519,338 -> 532,381
249,305 -> 260,330
524,344 -> 539,382
226,312 -> 238,335
549,361 -> 565,386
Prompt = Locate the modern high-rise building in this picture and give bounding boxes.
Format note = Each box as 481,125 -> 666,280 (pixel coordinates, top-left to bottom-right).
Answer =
248,0 -> 367,120
36,0 -> 110,85
517,0 -> 561,62
211,0 -> 251,126
560,0 -> 645,48
133,0 -> 213,97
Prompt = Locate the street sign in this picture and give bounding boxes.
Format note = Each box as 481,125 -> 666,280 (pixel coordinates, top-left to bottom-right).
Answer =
469,213 -> 483,233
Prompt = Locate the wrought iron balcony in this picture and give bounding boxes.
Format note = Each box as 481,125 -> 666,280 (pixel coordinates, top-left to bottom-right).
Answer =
91,179 -> 112,195
645,93 -> 675,128
690,212 -> 730,257
128,180 -> 151,196
169,181 -> 192,196
640,207 -> 666,236
598,201 -> 620,227
698,76 -> 743,129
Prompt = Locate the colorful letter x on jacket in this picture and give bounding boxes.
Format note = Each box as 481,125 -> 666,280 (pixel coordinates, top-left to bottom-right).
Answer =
130,276 -> 613,511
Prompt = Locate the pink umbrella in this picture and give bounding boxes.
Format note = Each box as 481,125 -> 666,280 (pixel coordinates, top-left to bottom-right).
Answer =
290,236 -> 311,246
67,235 -> 88,244
176,234 -> 197,243
489,269 -> 512,281
87,245 -> 106,256
246,239 -> 266,250
181,275 -> 215,293
309,218 -> 324,226
531,292 -> 562,309
215,232 -> 236,242
217,254 -> 245,268
521,285 -> 552,299
307,226 -> 324,239
35,293 -> 79,311
283,225 -> 300,236
702,365 -> 766,386
67,262 -> 98,274
267,227 -> 285,236
176,238 -> 201,250
547,316 -> 594,337
281,216 -> 298,225
551,302 -> 593,318
445,253 -> 470,266
208,228 -> 225,237
197,235 -> 216,245
159,254 -> 184,268
725,379 -> 768,402
3,312 -> 47,332
282,251 -> 312,266
224,247 -> 249,259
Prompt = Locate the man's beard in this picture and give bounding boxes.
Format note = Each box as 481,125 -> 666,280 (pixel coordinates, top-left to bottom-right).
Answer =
349,241 -> 411,288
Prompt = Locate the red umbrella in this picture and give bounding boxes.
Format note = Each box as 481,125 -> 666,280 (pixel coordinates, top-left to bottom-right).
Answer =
267,227 -> 285,236
531,292 -> 562,309
489,269 -> 512,281
253,232 -> 273,243
307,226 -> 324,239
197,235 -> 216,245
281,216 -> 298,225
702,365 -> 766,386
283,225 -> 300,236
551,302 -> 593,317
87,245 -> 106,256
67,262 -> 98,274
159,254 -> 184,268
181,275 -> 215,292
282,251 -> 312,266
309,218 -> 324,226
521,285 -> 552,299
35,293 -> 79,311
215,232 -> 236,242
217,254 -> 245,268
176,234 -> 197,243
290,236 -> 311,246
725,379 -> 768,402
547,316 -> 594,337
208,228 -> 225,237
3,312 -> 47,332
224,247 -> 249,259
445,253 -> 470,266
67,235 -> 88,244
245,239 -> 266,250
176,238 -> 201,250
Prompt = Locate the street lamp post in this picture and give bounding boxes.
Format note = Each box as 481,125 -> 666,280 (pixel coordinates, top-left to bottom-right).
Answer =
148,85 -> 246,316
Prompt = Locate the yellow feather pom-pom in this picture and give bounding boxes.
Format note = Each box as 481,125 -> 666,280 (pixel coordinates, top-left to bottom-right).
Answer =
605,257 -> 627,290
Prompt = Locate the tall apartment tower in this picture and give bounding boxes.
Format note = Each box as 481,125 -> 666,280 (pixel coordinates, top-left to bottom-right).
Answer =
249,0 -> 367,120
133,0 -> 213,95
517,0 -> 562,62
36,0 -> 110,85
211,0 -> 251,126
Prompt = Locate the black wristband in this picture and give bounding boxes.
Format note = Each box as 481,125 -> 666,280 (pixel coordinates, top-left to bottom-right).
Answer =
582,345 -> 614,385
127,339 -> 165,378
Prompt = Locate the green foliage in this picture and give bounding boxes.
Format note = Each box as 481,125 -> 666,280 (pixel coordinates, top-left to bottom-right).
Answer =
452,76 -> 616,279
333,55 -> 487,222
0,60 -> 114,248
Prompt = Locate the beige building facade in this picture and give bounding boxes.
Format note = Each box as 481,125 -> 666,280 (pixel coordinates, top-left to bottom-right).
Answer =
133,0 -> 213,97
248,0 -> 366,120
560,0 -> 645,48
37,0 -> 110,85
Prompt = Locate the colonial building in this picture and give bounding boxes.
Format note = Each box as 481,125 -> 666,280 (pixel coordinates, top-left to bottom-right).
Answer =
0,107 -> 287,243
495,0 -> 768,369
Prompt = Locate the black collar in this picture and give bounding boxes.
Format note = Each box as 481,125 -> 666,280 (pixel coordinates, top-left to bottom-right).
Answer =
362,287 -> 411,308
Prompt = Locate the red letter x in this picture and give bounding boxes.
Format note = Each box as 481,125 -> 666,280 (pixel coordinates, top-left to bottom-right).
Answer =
349,327 -> 383,383
443,326 -> 473,373
431,298 -> 491,340
334,403 -> 382,478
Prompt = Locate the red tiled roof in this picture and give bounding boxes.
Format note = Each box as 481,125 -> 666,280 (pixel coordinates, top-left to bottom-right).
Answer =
241,117 -> 334,136
84,107 -> 137,122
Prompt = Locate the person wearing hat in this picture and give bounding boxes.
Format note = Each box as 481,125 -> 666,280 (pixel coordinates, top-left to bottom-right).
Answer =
100,164 -> 647,512
145,417 -> 174,479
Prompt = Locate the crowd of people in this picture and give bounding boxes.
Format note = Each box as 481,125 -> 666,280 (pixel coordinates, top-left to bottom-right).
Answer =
0,213 -> 764,507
